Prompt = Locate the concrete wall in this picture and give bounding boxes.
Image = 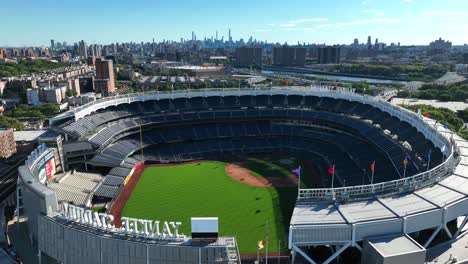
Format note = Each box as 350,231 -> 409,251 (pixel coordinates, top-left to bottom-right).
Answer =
38,215 -> 230,264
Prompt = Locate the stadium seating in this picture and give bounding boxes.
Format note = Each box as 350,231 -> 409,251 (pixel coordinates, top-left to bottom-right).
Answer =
63,94 -> 446,196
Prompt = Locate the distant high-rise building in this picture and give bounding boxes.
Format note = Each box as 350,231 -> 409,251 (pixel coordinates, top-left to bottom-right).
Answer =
273,46 -> 306,67
353,38 -> 359,45
463,53 -> 468,64
79,40 -> 88,58
236,47 -> 263,66
228,28 -> 232,43
367,36 -> 372,47
89,45 -> 101,58
0,49 -> 4,60
94,58 -> 115,96
50,39 -> 55,49
317,46 -> 341,64
429,38 -> 452,50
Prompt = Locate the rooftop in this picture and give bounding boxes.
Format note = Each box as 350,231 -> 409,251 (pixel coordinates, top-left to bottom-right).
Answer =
369,235 -> 424,256
14,130 -> 47,142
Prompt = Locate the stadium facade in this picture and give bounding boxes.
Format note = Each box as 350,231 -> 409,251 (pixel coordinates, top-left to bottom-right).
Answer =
17,87 -> 468,263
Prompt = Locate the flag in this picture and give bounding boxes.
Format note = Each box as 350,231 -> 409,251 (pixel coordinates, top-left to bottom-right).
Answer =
292,166 -> 301,176
328,166 -> 335,175
423,113 -> 430,118
444,124 -> 449,129
370,161 -> 375,172
258,240 -> 264,250
403,156 -> 409,166
427,150 -> 431,160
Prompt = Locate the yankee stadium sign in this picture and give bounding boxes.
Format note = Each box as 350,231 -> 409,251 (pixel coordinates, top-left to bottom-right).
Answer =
60,203 -> 185,241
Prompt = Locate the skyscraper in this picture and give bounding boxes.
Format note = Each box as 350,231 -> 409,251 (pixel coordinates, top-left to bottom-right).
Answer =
79,40 -> 88,58
50,39 -> 55,49
367,36 -> 372,48
94,58 -> 115,96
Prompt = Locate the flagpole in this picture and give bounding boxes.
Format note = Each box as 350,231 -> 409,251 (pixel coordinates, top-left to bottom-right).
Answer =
139,125 -> 144,163
265,221 -> 269,264
371,161 -> 375,185
403,163 -> 407,178
257,247 -> 259,264
331,164 -> 335,189
278,240 -> 281,264
298,165 -> 301,194
427,149 -> 431,171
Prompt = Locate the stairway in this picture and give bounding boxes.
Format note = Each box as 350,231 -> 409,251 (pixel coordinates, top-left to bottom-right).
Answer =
225,237 -> 241,264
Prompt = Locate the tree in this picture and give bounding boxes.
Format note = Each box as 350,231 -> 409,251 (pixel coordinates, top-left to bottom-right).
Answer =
0,116 -> 24,130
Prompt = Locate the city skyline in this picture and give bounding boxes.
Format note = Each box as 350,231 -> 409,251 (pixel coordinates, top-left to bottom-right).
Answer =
2,0 -> 468,47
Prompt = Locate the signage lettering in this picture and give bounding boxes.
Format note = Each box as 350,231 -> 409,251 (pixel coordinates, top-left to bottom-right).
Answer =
61,203 -> 185,241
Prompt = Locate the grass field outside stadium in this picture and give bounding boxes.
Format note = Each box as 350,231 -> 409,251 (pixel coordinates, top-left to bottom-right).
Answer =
121,156 -> 306,255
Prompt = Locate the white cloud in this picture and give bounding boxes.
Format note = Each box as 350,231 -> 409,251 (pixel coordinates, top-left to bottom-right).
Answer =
288,18 -> 328,24
362,9 -> 384,16
266,23 -> 276,27
423,10 -> 465,16
403,0 -> 413,3
255,29 -> 273,32
336,18 -> 401,26
279,23 -> 297,28
315,24 -> 332,29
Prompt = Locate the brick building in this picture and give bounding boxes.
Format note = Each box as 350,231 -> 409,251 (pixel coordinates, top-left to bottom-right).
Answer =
0,128 -> 17,159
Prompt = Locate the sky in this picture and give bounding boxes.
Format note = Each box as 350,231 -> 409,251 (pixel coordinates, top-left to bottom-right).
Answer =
1,0 -> 468,47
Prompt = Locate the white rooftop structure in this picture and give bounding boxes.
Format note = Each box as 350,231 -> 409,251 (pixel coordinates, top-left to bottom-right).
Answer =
14,130 -> 47,142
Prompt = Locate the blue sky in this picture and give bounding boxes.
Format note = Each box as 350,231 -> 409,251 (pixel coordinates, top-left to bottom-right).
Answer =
2,0 -> 468,47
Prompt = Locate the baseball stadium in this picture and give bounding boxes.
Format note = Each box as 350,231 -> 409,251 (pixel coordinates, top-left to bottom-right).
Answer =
16,87 -> 468,263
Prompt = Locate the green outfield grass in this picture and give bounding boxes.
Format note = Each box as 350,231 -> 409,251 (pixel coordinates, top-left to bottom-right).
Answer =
121,161 -> 297,254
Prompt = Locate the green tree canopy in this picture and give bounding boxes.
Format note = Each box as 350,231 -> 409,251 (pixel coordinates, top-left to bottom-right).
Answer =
0,116 -> 24,130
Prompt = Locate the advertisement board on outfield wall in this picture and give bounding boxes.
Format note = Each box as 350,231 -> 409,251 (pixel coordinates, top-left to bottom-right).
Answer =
34,150 -> 56,184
